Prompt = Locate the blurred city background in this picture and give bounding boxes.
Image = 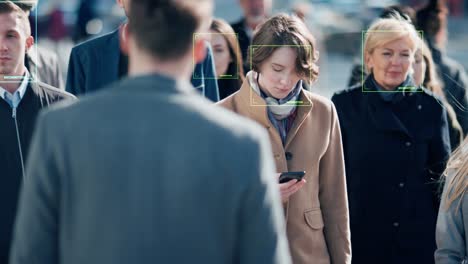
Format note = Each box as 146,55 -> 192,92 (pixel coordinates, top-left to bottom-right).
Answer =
32,0 -> 468,98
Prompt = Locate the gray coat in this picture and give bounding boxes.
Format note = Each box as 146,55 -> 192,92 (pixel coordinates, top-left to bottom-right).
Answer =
26,46 -> 65,90
9,74 -> 291,264
435,172 -> 468,264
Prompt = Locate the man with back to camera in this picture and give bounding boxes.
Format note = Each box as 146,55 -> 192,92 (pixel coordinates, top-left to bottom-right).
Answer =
10,0 -> 65,89
0,2 -> 75,263
66,0 -> 220,101
9,0 -> 291,263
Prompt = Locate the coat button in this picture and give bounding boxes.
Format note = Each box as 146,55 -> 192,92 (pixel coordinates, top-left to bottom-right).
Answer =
417,105 -> 422,110
405,142 -> 411,147
399,182 -> 405,188
393,222 -> 400,227
285,152 -> 293,161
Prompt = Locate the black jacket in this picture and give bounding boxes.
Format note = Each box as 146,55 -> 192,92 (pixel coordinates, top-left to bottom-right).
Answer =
332,76 -> 451,264
0,81 -> 75,263
427,39 -> 468,136
231,18 -> 251,74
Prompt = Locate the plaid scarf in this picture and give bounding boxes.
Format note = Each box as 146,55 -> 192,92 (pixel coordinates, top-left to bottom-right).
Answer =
247,71 -> 301,144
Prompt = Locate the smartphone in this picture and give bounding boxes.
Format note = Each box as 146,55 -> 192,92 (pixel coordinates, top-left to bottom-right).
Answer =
279,171 -> 306,184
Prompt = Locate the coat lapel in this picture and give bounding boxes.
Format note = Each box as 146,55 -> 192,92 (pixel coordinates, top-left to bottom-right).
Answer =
236,81 -> 283,146
285,91 -> 312,149
363,77 -> 412,138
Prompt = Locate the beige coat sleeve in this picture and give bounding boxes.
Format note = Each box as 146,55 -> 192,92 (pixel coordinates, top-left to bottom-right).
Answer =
319,102 -> 352,264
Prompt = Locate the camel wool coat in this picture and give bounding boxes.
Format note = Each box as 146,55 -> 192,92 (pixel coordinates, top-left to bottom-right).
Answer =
218,81 -> 351,264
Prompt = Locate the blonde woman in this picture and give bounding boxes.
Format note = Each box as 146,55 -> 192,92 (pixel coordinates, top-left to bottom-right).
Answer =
435,136 -> 468,263
332,14 -> 451,264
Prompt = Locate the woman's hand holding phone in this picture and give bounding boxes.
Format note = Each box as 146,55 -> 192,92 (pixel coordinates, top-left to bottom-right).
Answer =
277,172 -> 306,203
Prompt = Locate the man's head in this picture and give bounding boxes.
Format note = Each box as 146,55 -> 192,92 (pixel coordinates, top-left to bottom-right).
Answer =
0,1 -> 34,78
239,0 -> 272,27
125,0 -> 213,77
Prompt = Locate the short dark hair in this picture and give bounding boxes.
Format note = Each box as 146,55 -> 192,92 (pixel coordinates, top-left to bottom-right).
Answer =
0,1 -> 31,35
9,0 -> 37,12
249,14 -> 319,83
416,0 -> 448,37
380,5 -> 416,24
128,0 -> 209,61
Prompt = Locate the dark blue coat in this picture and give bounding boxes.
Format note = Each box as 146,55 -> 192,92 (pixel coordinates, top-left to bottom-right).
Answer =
66,29 -> 219,101
331,76 -> 451,264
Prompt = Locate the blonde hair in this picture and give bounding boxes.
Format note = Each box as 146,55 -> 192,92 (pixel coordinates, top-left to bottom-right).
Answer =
443,136 -> 468,211
419,39 -> 464,144
364,13 -> 420,73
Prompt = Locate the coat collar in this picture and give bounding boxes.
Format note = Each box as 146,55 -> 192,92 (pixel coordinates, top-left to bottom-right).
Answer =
112,73 -> 194,96
236,79 -> 313,149
362,76 -> 413,138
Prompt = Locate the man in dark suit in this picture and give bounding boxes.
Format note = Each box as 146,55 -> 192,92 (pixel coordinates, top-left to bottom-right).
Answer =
66,0 -> 219,101
231,0 -> 272,73
0,2 -> 75,263
9,0 -> 291,263
11,0 -> 65,89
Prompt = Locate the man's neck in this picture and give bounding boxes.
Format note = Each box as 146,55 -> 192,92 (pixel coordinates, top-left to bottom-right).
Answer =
128,52 -> 192,82
0,69 -> 26,94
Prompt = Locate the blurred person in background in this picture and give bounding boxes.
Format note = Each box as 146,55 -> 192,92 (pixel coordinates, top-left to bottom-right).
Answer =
209,18 -> 244,100
66,0 -> 219,101
435,136 -> 467,263
9,0 -> 291,263
219,14 -> 351,264
10,0 -> 65,89
413,39 -> 464,148
231,0 -> 272,73
332,14 -> 451,264
0,2 -> 75,263
73,0 -> 98,43
417,0 -> 468,135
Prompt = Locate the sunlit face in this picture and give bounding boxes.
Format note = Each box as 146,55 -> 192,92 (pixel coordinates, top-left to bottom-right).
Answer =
412,49 -> 426,86
366,37 -> 414,90
209,30 -> 232,77
0,12 -> 33,79
258,47 -> 301,100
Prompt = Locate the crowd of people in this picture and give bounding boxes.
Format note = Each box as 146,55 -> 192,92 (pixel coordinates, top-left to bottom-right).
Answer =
0,0 -> 467,263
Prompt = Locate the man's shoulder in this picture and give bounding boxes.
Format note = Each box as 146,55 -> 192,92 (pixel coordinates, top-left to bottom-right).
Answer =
71,30 -> 119,56
331,85 -> 362,103
32,81 -> 77,101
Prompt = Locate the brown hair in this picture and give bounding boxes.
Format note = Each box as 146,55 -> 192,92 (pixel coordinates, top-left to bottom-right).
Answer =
249,13 -> 319,84
128,0 -> 210,61
0,1 -> 30,36
210,18 -> 244,91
